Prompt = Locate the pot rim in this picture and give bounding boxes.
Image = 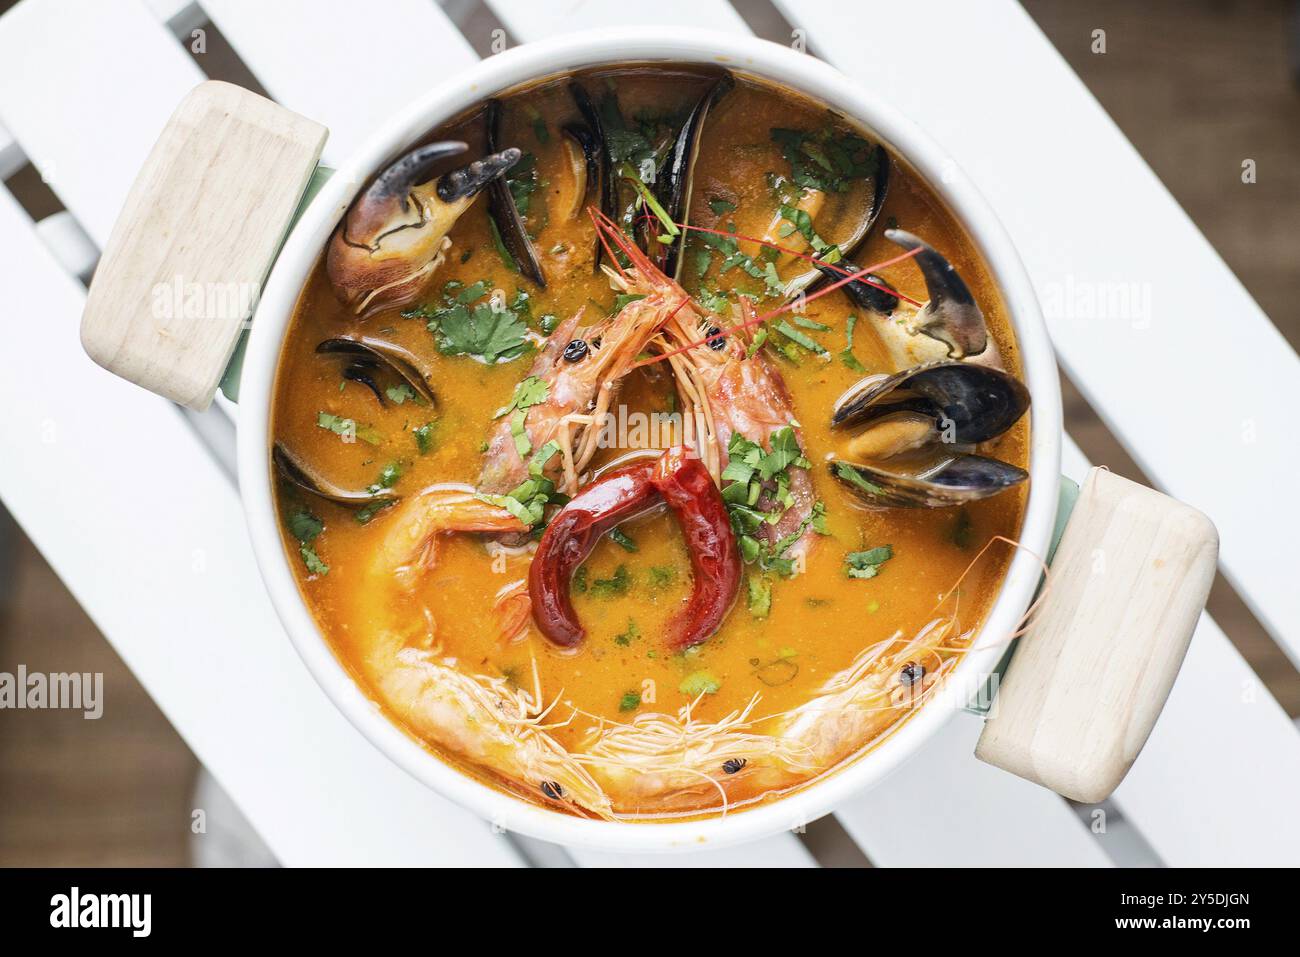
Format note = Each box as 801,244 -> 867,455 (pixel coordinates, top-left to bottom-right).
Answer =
237,27 -> 1063,854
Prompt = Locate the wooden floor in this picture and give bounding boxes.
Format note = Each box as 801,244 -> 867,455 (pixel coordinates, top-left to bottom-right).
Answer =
0,0 -> 1296,866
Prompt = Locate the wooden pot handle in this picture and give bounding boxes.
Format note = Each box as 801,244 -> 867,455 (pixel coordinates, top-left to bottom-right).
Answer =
81,81 -> 327,411
975,467 -> 1218,803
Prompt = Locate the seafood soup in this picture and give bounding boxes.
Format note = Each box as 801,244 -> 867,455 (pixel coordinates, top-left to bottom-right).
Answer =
271,65 -> 1031,820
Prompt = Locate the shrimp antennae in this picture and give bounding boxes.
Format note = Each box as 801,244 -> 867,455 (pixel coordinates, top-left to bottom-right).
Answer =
633,244 -> 923,368
628,208 -> 922,308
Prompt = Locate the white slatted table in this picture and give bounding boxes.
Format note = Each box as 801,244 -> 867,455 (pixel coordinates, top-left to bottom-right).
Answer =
0,0 -> 1293,868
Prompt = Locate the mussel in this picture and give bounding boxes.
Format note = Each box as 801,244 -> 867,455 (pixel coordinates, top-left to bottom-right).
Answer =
829,361 -> 1029,508
485,99 -> 546,288
315,336 -> 437,407
659,71 -> 735,280
783,146 -> 890,298
327,141 -> 520,316
569,71 -> 734,276
273,443 -> 398,508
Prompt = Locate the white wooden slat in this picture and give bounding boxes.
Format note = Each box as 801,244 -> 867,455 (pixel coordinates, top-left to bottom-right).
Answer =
774,0 -> 1300,664
834,711 -> 1111,867
0,183 -> 523,867
569,833 -> 817,868
34,210 -> 98,282
201,0 -> 477,164
484,0 -> 750,41
1057,436 -> 1300,866
0,121 -> 22,181
0,0 -> 205,249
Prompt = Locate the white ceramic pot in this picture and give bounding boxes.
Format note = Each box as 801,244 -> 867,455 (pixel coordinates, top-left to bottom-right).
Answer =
238,28 -> 1060,853
84,27 -> 1214,855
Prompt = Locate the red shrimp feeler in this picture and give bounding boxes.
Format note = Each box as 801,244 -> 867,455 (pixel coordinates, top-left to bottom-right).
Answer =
528,447 -> 741,650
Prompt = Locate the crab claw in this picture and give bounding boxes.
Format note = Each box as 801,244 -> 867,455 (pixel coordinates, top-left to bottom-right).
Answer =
885,228 -> 987,359
327,141 -> 521,316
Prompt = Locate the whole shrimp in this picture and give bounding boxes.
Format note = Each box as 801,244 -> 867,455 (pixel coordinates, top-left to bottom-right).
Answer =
592,210 -> 822,567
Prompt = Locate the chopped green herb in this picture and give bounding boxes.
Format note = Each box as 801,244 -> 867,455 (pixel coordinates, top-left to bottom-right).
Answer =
840,313 -> 867,373
834,461 -> 883,497
316,412 -> 382,446
619,691 -> 641,712
287,508 -> 328,576
488,217 -> 519,273
611,292 -> 647,315
747,575 -> 772,618
496,376 -> 549,419
621,163 -> 679,237
385,383 -> 421,405
770,126 -> 878,194
778,204 -> 842,264
573,565 -> 588,594
845,545 -> 893,579
510,409 -> 531,457
708,197 -> 737,216
774,319 -> 828,356
474,441 -> 565,529
370,461 -> 402,491
614,618 -> 640,647
679,670 -> 722,697
609,528 -> 638,552
287,509 -> 323,545
791,315 -> 830,331
506,151 -> 542,220
648,566 -> 676,589
407,281 -> 532,363
590,564 -> 632,597
354,498 -> 396,525
413,421 -> 437,455
700,226 -> 785,296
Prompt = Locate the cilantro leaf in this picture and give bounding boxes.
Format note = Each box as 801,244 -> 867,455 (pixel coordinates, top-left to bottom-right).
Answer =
679,670 -> 722,696
590,564 -> 632,597
845,545 -> 893,579
747,575 -> 772,618
316,412 -> 382,446
287,508 -> 328,576
413,421 -> 437,455
770,126 -> 878,194
840,313 -> 867,373
609,528 -> 637,552
834,461 -> 883,497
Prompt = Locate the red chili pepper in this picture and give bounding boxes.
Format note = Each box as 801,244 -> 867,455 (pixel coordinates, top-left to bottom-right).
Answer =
528,459 -> 660,648
651,447 -> 742,650
528,447 -> 740,650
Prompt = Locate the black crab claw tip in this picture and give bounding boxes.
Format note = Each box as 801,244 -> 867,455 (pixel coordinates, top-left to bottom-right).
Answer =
436,148 -> 522,203
884,229 -> 975,307
371,141 -> 469,200
885,227 -> 986,357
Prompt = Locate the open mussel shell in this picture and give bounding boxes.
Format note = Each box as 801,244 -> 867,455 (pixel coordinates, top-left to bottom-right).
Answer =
273,443 -> 398,508
832,361 -> 1029,444
662,70 -> 734,280
485,99 -> 546,288
315,336 -> 437,407
568,82 -> 618,269
788,149 -> 890,299
831,455 -> 1028,508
